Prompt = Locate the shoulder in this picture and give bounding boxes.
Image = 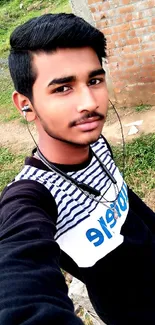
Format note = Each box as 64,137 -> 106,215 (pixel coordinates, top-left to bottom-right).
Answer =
1,179 -> 57,224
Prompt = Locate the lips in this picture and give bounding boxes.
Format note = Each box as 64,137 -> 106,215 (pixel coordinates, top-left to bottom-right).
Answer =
75,116 -> 101,126
74,116 -> 103,132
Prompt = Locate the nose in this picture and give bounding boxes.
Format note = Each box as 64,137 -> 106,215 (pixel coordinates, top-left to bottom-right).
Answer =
76,86 -> 98,113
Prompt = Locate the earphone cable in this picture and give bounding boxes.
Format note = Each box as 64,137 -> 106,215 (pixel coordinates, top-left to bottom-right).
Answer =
109,99 -> 126,179
25,118 -> 38,149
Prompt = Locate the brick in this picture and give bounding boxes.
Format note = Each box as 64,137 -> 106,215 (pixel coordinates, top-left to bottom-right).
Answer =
132,11 -> 143,20
106,35 -> 111,43
114,81 -> 126,88
148,24 -> 155,33
138,50 -> 155,58
122,44 -> 140,53
121,0 -> 130,4
121,52 -> 138,60
118,32 -> 126,39
90,6 -> 96,13
141,42 -> 155,50
119,5 -> 134,14
139,76 -> 155,83
98,2 -> 110,11
114,16 -> 124,25
125,13 -> 133,22
138,55 -> 154,65
132,44 -> 141,51
148,0 -> 155,8
95,7 -> 114,17
120,73 -> 139,82
111,34 -> 118,42
88,0 -> 101,4
136,25 -> 155,35
107,47 -> 120,57
108,55 -> 120,63
110,70 -> 123,80
92,12 -> 105,21
110,0 -> 120,6
126,37 -> 140,45
116,39 -> 127,48
142,34 -> 155,42
101,27 -> 113,35
127,60 -> 135,66
135,27 -> 148,36
152,17 -> 155,25
108,62 -> 119,69
128,30 -> 136,37
140,65 -> 155,74
131,19 -> 149,29
96,20 -> 109,28
113,23 -> 130,33
124,66 -> 140,74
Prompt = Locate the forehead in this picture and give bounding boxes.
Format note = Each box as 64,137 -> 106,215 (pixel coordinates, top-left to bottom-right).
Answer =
32,47 -> 101,83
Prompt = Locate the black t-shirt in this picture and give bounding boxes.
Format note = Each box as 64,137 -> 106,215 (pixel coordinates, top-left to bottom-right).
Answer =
1,142 -> 155,325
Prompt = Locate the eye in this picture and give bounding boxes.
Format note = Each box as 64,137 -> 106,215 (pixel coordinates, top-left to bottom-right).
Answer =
54,85 -> 71,93
88,78 -> 104,86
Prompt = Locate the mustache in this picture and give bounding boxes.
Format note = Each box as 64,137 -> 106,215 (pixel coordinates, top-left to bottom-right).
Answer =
69,112 -> 104,127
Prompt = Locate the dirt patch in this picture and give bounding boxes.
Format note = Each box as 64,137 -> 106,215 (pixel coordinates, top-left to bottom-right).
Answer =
0,120 -> 37,154
144,188 -> 155,211
103,106 -> 155,145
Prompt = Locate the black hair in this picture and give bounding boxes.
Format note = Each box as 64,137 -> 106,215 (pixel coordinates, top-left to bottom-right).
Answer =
9,13 -> 107,100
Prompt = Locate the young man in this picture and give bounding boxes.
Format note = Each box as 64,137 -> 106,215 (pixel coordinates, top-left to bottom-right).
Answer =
1,13 -> 155,325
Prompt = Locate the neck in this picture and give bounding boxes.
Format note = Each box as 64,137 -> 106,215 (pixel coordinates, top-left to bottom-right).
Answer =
38,136 -> 89,165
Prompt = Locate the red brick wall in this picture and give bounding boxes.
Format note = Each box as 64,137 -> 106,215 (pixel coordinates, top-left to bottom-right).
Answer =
88,0 -> 155,107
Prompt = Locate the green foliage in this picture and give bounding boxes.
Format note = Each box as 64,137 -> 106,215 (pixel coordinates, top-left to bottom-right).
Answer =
0,147 -> 25,192
135,104 -> 152,112
0,0 -> 71,122
0,0 -> 71,56
0,74 -> 19,122
112,133 -> 155,197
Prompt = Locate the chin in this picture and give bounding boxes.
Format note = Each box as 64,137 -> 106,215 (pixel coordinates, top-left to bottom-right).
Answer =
77,132 -> 101,146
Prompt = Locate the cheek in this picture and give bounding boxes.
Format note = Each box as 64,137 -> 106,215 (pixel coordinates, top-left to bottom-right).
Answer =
97,88 -> 108,105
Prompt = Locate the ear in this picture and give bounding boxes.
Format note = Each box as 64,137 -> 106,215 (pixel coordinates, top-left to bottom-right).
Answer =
12,91 -> 37,122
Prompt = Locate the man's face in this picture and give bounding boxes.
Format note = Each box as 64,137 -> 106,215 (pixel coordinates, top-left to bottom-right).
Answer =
32,47 -> 108,146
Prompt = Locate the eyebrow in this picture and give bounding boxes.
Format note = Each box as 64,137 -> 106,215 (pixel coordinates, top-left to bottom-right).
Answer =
47,68 -> 105,87
48,76 -> 76,87
89,68 -> 105,78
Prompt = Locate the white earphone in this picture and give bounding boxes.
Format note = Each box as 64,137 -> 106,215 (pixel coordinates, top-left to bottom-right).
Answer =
21,105 -> 32,118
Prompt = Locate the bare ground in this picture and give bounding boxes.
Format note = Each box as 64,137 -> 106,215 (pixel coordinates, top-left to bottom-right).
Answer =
103,106 -> 155,145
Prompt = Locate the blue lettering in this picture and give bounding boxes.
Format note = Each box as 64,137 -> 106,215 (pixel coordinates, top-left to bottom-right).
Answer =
98,217 -> 112,238
86,228 -> 104,247
106,209 -> 116,228
122,183 -> 128,200
110,203 -> 121,218
118,192 -> 127,211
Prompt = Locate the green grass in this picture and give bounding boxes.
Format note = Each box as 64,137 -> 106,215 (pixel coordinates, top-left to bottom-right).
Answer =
0,0 -> 71,56
112,133 -> 155,198
0,74 -> 19,122
0,0 -> 71,122
0,147 -> 25,192
134,104 -> 152,112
